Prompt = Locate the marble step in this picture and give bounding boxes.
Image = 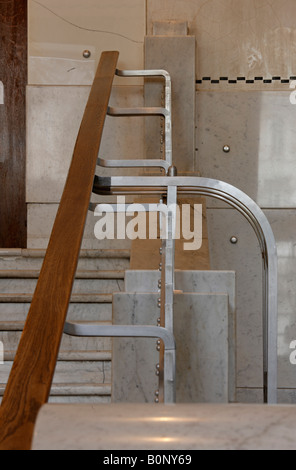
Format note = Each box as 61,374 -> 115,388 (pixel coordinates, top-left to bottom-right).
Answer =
0,249 -> 130,270
0,293 -> 113,320
0,358 -> 111,385
0,383 -> 112,403
0,270 -> 125,294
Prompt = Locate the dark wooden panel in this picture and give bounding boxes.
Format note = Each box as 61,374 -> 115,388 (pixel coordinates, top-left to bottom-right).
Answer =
0,51 -> 119,450
0,0 -> 27,247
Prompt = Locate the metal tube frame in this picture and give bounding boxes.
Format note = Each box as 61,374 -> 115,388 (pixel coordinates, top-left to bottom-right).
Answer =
92,174 -> 278,405
64,323 -> 176,403
97,68 -> 172,172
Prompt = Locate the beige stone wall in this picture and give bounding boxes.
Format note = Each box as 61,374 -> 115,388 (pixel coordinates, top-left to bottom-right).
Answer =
148,0 -> 296,81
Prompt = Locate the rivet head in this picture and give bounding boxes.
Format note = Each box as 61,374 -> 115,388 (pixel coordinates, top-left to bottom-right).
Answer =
83,50 -> 91,59
230,236 -> 238,244
223,145 -> 230,153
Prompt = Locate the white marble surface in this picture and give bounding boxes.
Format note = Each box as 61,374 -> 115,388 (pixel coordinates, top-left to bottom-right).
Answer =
124,269 -> 236,401
196,91 -> 296,208
32,403 -> 296,450
112,292 -> 231,403
26,85 -> 145,204
208,208 -> 296,395
0,360 -> 111,386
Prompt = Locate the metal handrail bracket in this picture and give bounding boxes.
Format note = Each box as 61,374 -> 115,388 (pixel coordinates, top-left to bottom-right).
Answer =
98,68 -> 172,173
64,322 -> 176,404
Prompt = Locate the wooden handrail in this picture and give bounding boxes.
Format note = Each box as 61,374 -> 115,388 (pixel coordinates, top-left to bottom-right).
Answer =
0,51 -> 119,450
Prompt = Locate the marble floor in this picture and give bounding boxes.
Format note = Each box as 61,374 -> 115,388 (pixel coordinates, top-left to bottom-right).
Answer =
32,403 -> 296,450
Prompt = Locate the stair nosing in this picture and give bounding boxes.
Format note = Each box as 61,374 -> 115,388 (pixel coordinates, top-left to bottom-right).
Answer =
0,269 -> 125,279
0,383 -> 112,397
0,293 -> 113,303
0,249 -> 130,259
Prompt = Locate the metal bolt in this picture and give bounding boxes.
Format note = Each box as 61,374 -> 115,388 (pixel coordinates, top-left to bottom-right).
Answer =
167,165 -> 178,177
159,263 -> 162,271
155,398 -> 159,403
158,279 -> 162,289
157,298 -> 161,308
230,236 -> 238,244
83,50 -> 91,59
223,145 -> 230,153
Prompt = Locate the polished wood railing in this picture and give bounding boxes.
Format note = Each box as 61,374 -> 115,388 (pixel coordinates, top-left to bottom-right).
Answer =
0,51 -> 119,450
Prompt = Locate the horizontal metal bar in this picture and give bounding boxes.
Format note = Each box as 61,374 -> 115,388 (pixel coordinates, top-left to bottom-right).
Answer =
97,157 -> 169,171
64,322 -> 176,351
116,68 -> 171,82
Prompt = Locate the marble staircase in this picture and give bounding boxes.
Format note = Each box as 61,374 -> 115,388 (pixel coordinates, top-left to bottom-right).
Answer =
0,248 -> 130,404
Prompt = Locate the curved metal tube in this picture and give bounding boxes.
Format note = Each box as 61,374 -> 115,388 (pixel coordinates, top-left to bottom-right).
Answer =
93,175 -> 278,404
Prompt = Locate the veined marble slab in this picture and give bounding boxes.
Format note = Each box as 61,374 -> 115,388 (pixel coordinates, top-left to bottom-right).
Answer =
112,292 -> 230,404
32,403 -> 296,450
124,269 -> 236,401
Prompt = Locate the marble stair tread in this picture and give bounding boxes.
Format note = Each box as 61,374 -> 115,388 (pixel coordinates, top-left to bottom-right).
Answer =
0,293 -> 113,302
0,248 -> 130,258
0,269 -> 125,278
1,358 -> 111,383
0,320 -> 112,331
0,249 -> 130,270
0,278 -> 124,294
0,383 -> 112,397
2,349 -> 112,361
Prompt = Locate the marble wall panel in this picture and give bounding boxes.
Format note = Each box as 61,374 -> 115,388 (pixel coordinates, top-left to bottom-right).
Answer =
207,208 -> 296,400
26,85 -> 145,204
112,292 -> 230,404
124,269 -> 236,402
147,0 -> 296,83
28,0 -> 145,86
196,91 -> 296,208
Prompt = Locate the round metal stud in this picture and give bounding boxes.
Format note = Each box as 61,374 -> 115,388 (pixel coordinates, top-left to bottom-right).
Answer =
230,236 -> 238,244
223,145 -> 230,153
83,50 -> 91,59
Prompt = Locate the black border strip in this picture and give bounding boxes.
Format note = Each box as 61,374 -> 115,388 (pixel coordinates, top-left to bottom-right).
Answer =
196,76 -> 296,84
